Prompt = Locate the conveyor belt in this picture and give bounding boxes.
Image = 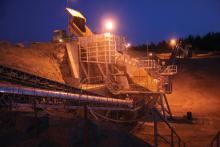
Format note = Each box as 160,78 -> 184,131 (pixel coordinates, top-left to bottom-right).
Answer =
0,85 -> 134,110
0,65 -> 98,96
0,65 -> 146,111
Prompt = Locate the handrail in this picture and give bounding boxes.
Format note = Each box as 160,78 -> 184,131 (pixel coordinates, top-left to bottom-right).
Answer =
160,65 -> 177,75
208,131 -> 220,147
151,108 -> 186,147
138,59 -> 160,69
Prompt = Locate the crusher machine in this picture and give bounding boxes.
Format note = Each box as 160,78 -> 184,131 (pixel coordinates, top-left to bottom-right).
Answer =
64,8 -> 178,122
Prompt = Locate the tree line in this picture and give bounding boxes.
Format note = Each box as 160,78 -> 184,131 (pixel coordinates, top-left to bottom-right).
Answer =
132,32 -> 220,53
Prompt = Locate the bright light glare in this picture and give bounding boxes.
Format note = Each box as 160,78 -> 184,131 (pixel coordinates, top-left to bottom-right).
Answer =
126,43 -> 131,48
105,21 -> 113,31
149,52 -> 153,56
170,39 -> 177,46
59,39 -> 63,43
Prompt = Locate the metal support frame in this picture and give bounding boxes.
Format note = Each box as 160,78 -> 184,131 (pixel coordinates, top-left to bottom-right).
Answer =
80,62 -> 90,81
151,108 -> 186,147
77,33 -> 179,95
153,111 -> 158,147
163,94 -> 173,118
83,105 -> 88,147
209,131 -> 220,147
156,94 -> 173,119
33,100 -> 39,137
159,94 -> 166,119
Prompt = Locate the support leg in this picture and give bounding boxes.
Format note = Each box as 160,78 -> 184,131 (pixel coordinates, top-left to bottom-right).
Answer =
163,94 -> 173,119
34,100 -> 39,137
159,94 -> 166,119
83,105 -> 88,147
153,110 -> 158,147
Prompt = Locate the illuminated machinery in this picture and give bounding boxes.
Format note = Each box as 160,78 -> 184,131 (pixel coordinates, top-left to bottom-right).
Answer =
65,8 -> 177,122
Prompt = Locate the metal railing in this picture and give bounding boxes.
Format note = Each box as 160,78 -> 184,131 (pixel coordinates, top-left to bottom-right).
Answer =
138,59 -> 160,70
160,65 -> 177,75
208,131 -> 220,147
78,34 -> 126,64
151,108 -> 186,147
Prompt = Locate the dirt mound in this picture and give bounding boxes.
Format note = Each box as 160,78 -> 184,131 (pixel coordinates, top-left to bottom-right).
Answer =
168,58 -> 220,116
0,42 -> 66,83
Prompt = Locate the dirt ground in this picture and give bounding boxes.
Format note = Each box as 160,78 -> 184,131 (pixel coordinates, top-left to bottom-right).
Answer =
169,58 -> 220,146
0,111 -> 151,147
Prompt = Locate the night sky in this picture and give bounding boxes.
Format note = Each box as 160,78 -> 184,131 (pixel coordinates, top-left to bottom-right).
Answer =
0,0 -> 220,45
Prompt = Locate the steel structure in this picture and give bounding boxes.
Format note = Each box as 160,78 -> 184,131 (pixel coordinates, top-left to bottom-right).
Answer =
151,108 -> 186,147
55,7 -> 179,122
76,32 -> 176,122
78,34 -> 177,93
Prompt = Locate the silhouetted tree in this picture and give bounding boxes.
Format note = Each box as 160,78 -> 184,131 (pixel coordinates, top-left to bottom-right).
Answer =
131,32 -> 220,52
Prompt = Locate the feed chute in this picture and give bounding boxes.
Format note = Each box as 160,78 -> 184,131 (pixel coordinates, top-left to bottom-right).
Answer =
66,8 -> 93,37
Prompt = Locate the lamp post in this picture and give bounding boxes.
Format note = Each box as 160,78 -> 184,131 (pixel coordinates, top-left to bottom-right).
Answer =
147,40 -> 149,59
